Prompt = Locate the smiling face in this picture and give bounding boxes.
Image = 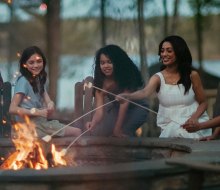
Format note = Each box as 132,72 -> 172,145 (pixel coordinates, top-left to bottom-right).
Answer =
100,54 -> 114,77
23,53 -> 44,77
160,42 -> 176,66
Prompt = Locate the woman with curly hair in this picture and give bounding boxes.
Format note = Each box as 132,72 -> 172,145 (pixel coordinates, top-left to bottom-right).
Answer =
86,44 -> 148,137
9,46 -> 81,138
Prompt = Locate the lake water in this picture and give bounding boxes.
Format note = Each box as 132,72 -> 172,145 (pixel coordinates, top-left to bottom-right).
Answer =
1,55 -> 220,110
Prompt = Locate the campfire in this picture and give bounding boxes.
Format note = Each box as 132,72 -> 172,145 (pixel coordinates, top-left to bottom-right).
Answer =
0,116 -> 67,170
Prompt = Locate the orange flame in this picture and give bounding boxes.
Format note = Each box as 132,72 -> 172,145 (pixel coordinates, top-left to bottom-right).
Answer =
0,116 -> 67,170
51,144 -> 67,166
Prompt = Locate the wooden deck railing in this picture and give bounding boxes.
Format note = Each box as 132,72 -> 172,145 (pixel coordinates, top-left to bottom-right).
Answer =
206,88 -> 219,118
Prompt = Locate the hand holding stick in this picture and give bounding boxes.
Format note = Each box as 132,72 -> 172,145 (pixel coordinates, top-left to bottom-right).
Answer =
84,81 -> 181,126
42,99 -> 117,142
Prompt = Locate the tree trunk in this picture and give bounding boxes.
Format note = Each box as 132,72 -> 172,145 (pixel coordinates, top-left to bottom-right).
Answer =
171,0 -> 179,34
195,0 -> 203,75
101,0 -> 106,46
137,0 -> 148,81
137,0 -> 154,137
163,0 -> 168,37
45,0 -> 61,104
7,3 -> 14,81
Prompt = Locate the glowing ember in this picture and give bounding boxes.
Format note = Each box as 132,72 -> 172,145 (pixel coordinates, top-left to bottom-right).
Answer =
16,52 -> 21,57
0,116 -> 67,170
39,3 -> 47,11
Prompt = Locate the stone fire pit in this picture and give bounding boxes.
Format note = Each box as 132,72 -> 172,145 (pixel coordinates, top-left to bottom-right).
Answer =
1,137 -> 220,190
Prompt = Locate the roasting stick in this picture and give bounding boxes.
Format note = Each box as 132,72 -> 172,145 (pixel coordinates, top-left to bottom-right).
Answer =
59,82 -> 183,156
42,99 -> 117,142
84,82 -> 181,126
60,127 -> 91,155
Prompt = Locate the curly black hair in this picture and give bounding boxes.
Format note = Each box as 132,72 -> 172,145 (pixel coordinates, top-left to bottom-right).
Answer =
93,44 -> 144,92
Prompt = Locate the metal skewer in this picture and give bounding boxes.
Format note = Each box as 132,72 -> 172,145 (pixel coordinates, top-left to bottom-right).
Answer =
44,81 -> 182,156
60,127 -> 91,156
84,82 -> 181,126
42,99 -> 117,142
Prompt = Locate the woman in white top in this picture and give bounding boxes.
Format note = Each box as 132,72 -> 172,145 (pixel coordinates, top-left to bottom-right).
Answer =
119,35 -> 212,138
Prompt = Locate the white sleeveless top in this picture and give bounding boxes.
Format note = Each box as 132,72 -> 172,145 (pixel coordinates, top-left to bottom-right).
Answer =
156,72 -> 212,138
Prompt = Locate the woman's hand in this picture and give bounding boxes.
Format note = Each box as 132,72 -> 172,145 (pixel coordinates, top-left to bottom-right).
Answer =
47,101 -> 55,114
184,113 -> 199,127
30,108 -> 49,118
38,108 -> 49,118
85,121 -> 95,130
181,120 -> 200,132
200,127 -> 220,141
113,127 -> 128,138
199,135 -> 215,141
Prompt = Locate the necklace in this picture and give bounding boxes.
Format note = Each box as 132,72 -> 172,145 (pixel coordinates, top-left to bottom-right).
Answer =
165,79 -> 178,85
162,70 -> 179,85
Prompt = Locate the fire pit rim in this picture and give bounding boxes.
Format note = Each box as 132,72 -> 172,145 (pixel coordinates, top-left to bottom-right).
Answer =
0,136 -> 195,182
51,136 -> 192,153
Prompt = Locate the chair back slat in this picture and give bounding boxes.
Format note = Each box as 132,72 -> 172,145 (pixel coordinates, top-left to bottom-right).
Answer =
74,76 -> 94,130
0,82 -> 12,137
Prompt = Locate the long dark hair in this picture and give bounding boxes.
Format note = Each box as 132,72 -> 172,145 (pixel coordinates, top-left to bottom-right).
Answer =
158,35 -> 193,94
93,44 -> 144,92
19,46 -> 47,96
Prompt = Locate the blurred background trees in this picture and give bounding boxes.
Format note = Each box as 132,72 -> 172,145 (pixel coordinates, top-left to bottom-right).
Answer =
1,0 -> 220,136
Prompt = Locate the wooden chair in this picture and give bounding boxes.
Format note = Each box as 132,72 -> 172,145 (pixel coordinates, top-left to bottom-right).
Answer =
0,82 -> 12,137
212,82 -> 220,135
74,76 -> 94,130
213,82 -> 220,118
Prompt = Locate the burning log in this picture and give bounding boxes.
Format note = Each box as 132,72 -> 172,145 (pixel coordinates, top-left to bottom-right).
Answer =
0,151 -> 21,169
0,116 -> 67,170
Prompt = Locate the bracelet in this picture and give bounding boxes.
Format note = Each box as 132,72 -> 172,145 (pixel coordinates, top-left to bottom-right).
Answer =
48,101 -> 54,106
30,108 -> 36,115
